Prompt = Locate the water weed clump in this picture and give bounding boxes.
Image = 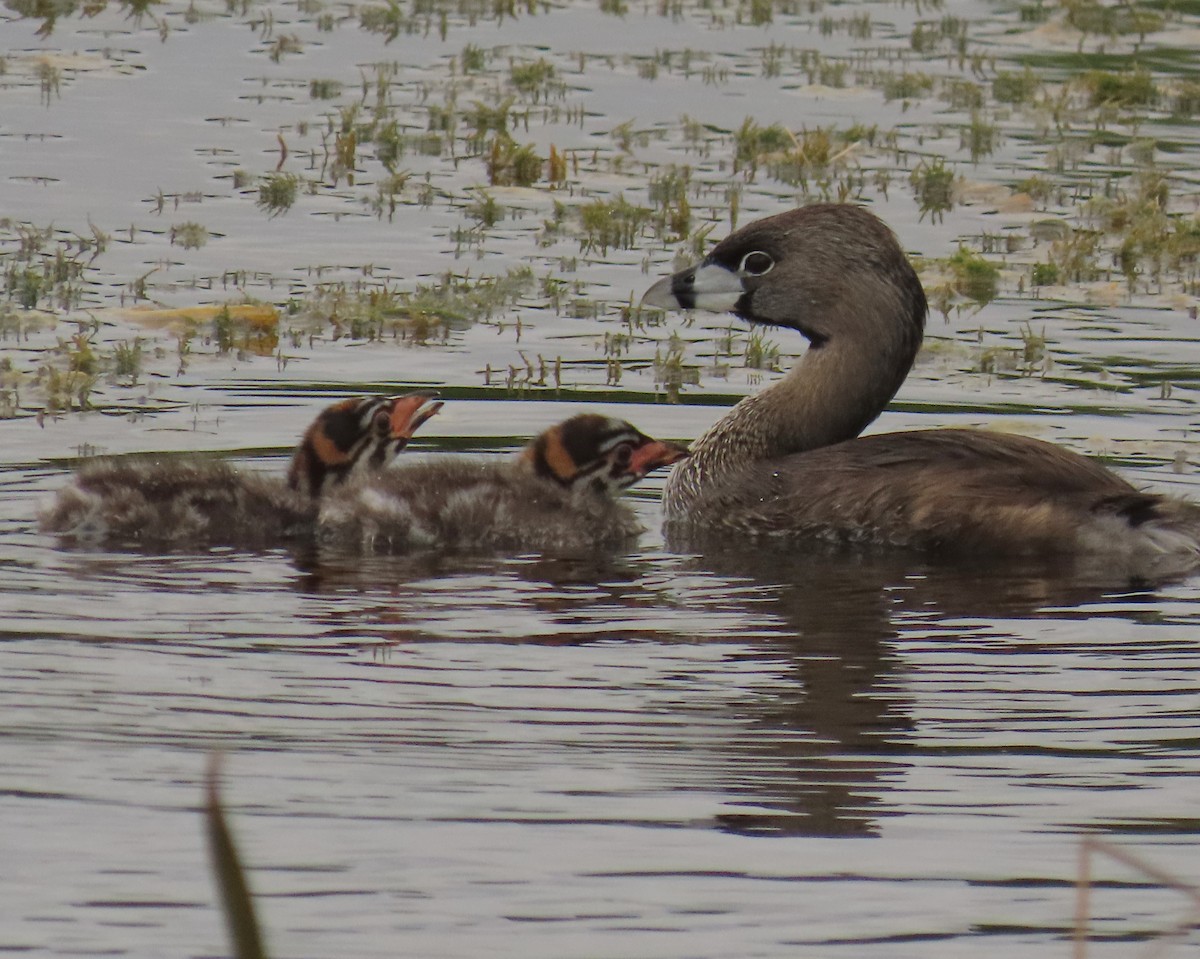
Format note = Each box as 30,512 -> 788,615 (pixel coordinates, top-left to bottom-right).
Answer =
288,266 -> 535,345
948,247 -> 1000,306
579,197 -> 653,255
647,166 -> 692,241
993,67 -> 1041,105
1,221 -> 90,312
509,58 -> 562,102
169,222 -> 209,249
911,158 -> 957,223
1031,262 -> 1060,286
309,78 -> 342,100
210,304 -> 280,356
732,118 -> 794,177
653,331 -> 699,403
882,71 -> 935,104
112,337 -> 144,383
256,173 -> 303,216
366,172 -> 411,220
1078,68 -> 1157,109
10,313 -> 193,418
976,322 -> 1050,378
485,136 -> 543,186
961,113 -> 998,162
14,0 -> 1200,412
1064,0 -> 1163,44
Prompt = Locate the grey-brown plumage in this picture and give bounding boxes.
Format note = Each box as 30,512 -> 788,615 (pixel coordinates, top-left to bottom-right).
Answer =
318,413 -> 689,554
643,203 -> 1200,571
38,393 -> 441,547
39,457 -> 314,547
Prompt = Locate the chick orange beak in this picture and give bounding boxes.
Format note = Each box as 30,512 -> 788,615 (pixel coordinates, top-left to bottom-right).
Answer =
389,390 -> 443,439
628,438 -> 690,478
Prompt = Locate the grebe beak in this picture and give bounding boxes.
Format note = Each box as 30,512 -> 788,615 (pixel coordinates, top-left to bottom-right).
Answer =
626,438 -> 690,479
389,390 -> 443,439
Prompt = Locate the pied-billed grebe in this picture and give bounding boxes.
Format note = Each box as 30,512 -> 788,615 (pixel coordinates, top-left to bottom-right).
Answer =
39,392 -> 442,547
642,203 -> 1200,571
318,412 -> 689,554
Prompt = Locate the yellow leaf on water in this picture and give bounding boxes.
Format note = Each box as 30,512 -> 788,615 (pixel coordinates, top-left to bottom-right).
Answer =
116,304 -> 280,331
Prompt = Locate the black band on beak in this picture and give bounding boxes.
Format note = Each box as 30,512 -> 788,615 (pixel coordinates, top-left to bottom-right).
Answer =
671,270 -> 697,310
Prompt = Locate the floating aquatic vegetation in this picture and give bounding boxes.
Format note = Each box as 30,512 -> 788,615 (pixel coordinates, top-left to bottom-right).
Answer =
1048,227 -> 1103,283
742,327 -> 780,371
1063,0 -> 1163,43
485,135 -> 543,186
911,157 -> 957,223
465,97 -> 516,151
977,322 -> 1049,378
961,112 -> 998,162
732,118 -> 793,176
653,331 -> 699,403
993,67 -> 1041,105
286,266 -> 535,346
948,247 -> 1000,307
459,43 -> 487,74
309,78 -> 342,100
1,221 -> 90,312
366,171 -> 411,220
266,33 -> 302,63
9,0 -> 1200,419
647,165 -> 692,241
212,304 -> 279,355
169,221 -> 209,250
1031,262 -> 1060,286
578,197 -> 653,255
112,337 -> 143,383
882,71 -> 935,104
256,172 -> 303,216
1077,67 -> 1157,109
508,58 -> 560,102
465,191 -> 503,229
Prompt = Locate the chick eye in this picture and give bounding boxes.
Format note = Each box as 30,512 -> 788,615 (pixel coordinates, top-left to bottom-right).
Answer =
613,442 -> 634,467
738,251 -> 774,276
372,408 -> 392,433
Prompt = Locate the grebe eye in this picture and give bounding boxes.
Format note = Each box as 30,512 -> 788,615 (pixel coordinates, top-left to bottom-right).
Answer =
372,408 -> 391,433
739,251 -> 774,276
613,442 -> 634,467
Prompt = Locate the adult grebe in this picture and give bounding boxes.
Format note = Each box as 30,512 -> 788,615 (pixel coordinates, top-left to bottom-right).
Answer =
643,203 -> 1200,571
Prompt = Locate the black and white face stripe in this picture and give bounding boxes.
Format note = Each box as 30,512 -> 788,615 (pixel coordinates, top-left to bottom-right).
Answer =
572,423 -> 647,492
564,419 -> 645,482
523,413 -> 691,498
301,397 -> 396,495
527,414 -> 641,488
347,397 -> 407,478
288,395 -> 421,496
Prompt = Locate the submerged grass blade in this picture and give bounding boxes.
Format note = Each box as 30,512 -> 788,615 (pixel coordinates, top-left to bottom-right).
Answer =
205,757 -> 269,959
1074,835 -> 1200,958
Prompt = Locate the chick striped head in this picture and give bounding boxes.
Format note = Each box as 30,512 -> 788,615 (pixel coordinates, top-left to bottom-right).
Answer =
523,414 -> 689,497
287,391 -> 442,496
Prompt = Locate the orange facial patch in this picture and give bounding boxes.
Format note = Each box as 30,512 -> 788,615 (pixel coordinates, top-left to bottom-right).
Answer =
309,425 -> 354,466
541,431 -> 579,483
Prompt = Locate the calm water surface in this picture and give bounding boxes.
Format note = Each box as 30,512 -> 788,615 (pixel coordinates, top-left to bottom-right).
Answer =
5,428 -> 1200,958
4,0 -> 1200,956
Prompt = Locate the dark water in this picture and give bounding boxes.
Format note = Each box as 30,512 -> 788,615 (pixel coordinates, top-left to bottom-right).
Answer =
5,431 -> 1200,957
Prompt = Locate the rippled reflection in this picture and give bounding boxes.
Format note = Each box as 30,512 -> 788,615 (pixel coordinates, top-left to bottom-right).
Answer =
5,450 -> 1200,958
